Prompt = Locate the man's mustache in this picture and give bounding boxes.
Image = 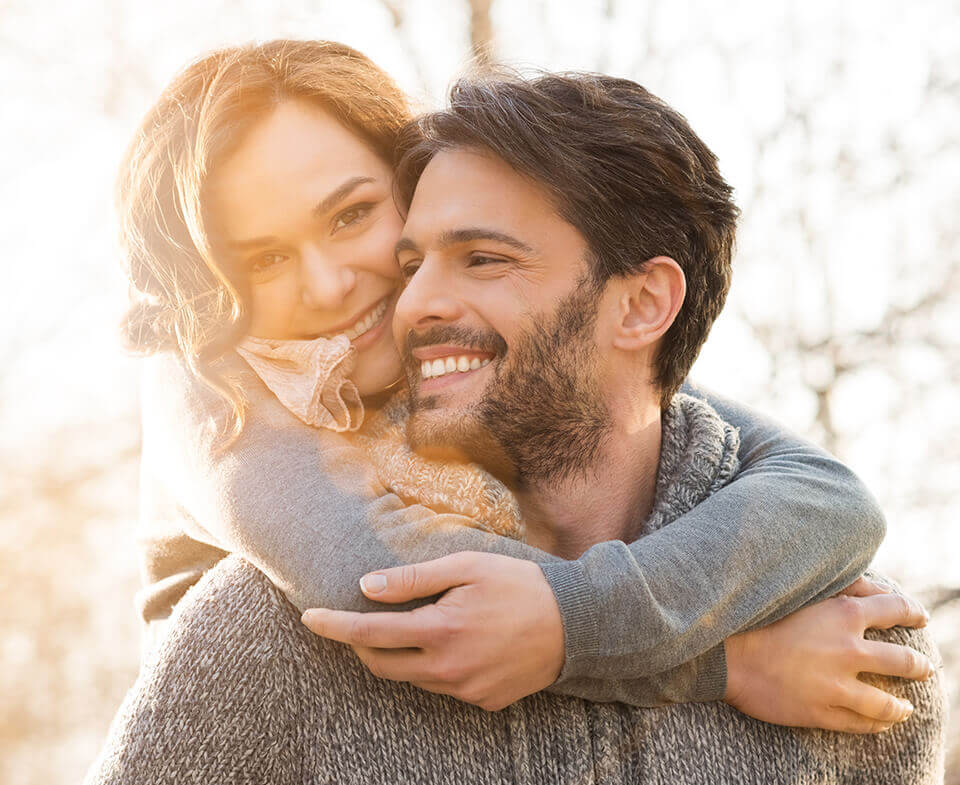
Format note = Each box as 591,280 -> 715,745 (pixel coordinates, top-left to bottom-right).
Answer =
403,326 -> 508,362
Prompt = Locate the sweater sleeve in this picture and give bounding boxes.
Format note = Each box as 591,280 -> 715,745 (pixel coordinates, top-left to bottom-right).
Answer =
539,380 -> 886,701
142,356 -> 883,706
140,354 -> 557,617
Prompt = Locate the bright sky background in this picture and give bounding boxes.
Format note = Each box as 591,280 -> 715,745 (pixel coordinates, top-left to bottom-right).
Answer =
1,4 -> 957,780
1,0 -> 957,589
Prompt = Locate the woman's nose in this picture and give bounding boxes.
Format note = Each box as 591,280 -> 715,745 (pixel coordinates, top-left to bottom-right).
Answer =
299,248 -> 357,310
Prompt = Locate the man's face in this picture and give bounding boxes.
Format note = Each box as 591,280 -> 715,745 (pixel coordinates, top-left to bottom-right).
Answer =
393,148 -> 612,485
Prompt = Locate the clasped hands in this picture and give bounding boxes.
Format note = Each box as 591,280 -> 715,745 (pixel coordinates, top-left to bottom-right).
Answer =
301,553 -> 934,732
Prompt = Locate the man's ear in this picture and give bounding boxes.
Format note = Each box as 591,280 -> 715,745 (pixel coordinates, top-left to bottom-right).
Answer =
611,256 -> 686,352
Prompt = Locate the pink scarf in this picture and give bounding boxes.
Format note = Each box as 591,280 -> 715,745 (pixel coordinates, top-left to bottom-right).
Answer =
236,334 -> 363,433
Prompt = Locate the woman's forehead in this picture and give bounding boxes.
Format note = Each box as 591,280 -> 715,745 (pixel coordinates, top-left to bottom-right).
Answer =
205,100 -> 391,240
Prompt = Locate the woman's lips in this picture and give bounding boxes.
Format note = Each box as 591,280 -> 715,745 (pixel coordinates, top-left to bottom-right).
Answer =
350,296 -> 395,352
298,295 -> 391,342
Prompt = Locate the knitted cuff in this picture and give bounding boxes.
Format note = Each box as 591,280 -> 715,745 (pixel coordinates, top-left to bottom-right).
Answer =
691,641 -> 728,702
537,560 -> 602,683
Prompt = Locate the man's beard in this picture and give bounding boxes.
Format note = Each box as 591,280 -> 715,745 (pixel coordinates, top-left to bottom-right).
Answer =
402,284 -> 612,488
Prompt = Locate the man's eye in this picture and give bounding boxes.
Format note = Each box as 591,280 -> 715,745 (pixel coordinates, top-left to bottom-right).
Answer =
332,204 -> 372,233
251,253 -> 288,273
468,255 -> 505,267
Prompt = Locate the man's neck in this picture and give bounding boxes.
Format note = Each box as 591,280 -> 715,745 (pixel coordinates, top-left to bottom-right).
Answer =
517,403 -> 663,559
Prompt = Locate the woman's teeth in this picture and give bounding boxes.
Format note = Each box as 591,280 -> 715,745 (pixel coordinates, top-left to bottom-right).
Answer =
420,355 -> 491,379
335,299 -> 388,341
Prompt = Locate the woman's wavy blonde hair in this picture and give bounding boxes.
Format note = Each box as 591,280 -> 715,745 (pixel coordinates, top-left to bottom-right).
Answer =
118,39 -> 412,443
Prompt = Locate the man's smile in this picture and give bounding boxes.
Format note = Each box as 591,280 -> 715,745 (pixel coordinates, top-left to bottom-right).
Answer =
411,344 -> 497,392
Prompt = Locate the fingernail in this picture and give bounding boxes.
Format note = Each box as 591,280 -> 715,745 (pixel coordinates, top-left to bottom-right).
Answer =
301,609 -> 320,625
360,573 -> 387,594
924,660 -> 935,678
901,700 -> 914,718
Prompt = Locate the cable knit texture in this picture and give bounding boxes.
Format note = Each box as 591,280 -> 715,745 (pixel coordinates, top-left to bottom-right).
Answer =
87,393 -> 946,784
238,335 -> 525,540
352,394 -> 525,541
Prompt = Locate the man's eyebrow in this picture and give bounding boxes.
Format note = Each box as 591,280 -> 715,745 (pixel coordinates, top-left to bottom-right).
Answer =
394,236 -> 421,258
438,228 -> 535,254
312,176 -> 376,218
394,228 -> 534,261
398,228 -> 534,256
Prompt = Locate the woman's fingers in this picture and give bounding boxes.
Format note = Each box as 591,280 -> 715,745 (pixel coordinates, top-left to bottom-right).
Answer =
838,576 -> 890,598
859,638 -> 935,680
822,706 -> 896,735
358,553 -> 480,604
302,606 -> 438,649
857,592 -> 929,631
839,680 -> 915,724
352,646 -> 432,683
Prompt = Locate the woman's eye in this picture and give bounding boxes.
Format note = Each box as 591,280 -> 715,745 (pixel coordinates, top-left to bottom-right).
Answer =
332,204 -> 372,233
251,253 -> 288,273
400,261 -> 421,282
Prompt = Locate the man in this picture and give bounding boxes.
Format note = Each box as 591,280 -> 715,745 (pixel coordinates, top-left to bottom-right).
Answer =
88,73 -> 945,784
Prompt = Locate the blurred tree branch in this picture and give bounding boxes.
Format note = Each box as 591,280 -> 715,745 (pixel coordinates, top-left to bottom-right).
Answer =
467,0 -> 494,66
373,0 -> 431,95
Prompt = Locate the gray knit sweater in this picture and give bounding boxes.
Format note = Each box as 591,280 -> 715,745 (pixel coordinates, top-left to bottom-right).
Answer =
86,395 -> 945,784
136,352 -> 887,706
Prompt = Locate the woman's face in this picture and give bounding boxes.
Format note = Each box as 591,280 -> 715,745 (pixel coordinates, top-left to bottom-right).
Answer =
205,100 -> 404,395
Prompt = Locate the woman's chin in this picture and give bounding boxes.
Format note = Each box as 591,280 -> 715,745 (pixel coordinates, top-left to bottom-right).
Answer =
351,345 -> 404,398
354,371 -> 403,398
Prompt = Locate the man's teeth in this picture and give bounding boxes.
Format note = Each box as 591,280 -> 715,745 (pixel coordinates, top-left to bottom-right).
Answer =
420,355 -> 491,379
338,299 -> 388,341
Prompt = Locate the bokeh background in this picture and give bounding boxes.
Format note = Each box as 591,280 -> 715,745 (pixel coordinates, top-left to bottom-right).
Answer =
1,0 -> 957,782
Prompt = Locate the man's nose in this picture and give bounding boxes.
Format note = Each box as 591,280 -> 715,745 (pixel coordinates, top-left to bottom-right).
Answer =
299,247 -> 357,310
394,259 -> 464,330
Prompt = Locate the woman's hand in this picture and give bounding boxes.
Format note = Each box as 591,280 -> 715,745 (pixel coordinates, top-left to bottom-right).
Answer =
723,577 -> 933,733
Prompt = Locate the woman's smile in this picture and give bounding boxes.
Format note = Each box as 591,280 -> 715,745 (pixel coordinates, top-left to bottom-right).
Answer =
303,294 -> 391,344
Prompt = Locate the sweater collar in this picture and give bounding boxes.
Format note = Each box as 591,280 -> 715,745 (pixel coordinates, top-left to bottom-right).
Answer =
640,392 -> 741,537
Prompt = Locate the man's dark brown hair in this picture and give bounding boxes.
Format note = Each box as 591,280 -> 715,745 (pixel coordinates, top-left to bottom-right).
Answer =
394,72 -> 740,406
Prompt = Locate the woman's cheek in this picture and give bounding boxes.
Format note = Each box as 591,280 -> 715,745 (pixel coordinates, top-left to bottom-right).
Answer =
247,275 -> 302,338
361,210 -> 404,280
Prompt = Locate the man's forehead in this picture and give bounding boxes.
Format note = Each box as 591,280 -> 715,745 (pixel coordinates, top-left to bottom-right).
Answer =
402,148 -> 566,247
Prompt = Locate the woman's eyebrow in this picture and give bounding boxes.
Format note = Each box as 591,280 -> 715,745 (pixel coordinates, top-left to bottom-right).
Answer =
227,235 -> 279,252
312,176 -> 376,217
226,176 -> 378,251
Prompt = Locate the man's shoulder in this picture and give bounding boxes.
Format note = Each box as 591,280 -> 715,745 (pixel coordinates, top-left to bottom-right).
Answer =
88,556 -> 314,783
154,555 -> 303,663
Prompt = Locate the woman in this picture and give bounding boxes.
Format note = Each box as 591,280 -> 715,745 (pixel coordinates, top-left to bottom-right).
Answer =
115,39 -> 918,730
